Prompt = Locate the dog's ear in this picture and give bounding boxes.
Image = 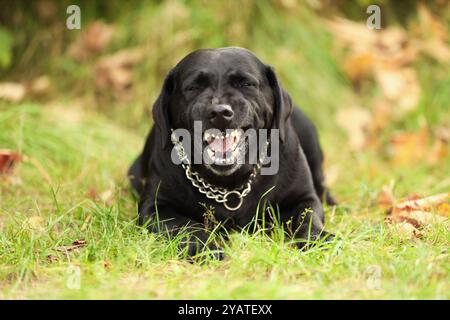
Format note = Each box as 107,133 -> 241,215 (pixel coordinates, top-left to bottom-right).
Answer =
266,66 -> 293,143
152,70 -> 175,149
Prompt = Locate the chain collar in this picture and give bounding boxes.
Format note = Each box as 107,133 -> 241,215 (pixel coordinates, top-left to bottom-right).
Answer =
170,130 -> 268,211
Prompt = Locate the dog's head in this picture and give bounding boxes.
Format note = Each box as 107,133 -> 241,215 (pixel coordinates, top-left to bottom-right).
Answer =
153,47 -> 292,177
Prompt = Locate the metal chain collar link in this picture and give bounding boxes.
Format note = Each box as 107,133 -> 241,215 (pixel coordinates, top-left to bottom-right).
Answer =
171,130 -> 268,211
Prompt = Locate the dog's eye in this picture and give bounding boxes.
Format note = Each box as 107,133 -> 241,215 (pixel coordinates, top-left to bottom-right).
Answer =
185,86 -> 200,92
236,81 -> 255,88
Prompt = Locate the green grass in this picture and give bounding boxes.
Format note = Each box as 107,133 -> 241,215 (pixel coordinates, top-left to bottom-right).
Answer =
0,102 -> 448,299
0,0 -> 449,300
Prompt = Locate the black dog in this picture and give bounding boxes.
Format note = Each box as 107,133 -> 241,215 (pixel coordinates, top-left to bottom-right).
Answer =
129,47 -> 335,258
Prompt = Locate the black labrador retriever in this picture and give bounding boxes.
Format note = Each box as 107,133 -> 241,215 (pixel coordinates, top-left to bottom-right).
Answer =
129,47 -> 336,259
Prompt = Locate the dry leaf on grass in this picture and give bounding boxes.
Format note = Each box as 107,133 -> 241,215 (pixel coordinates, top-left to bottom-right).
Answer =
28,75 -> 51,97
393,193 -> 449,214
377,181 -> 395,209
95,47 -> 146,99
56,239 -> 87,253
384,192 -> 449,239
0,82 -> 26,103
326,15 -> 428,149
68,21 -> 114,61
86,187 -> 115,205
415,4 -> 450,63
336,106 -> 371,150
387,127 -> 448,165
388,129 -> 428,166
373,66 -> 421,116
386,220 -> 424,239
0,149 -> 21,174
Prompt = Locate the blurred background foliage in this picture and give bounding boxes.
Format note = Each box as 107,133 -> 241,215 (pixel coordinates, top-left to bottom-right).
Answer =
0,0 -> 449,159
0,3 -> 449,296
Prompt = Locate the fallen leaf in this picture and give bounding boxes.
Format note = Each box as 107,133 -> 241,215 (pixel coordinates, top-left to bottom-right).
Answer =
388,129 -> 428,165
99,190 -> 114,204
415,4 -> 450,63
103,260 -> 112,270
0,149 -> 21,174
29,75 -> 51,97
46,254 -> 58,263
386,219 -> 423,239
436,203 -> 450,217
343,51 -> 374,82
336,106 -> 371,150
94,47 -> 146,99
86,187 -> 98,199
408,210 -> 446,225
394,192 -> 449,213
385,192 -> 449,238
68,21 -> 114,61
56,239 -> 87,253
373,66 -> 421,116
0,82 -> 26,102
377,181 -> 395,209
373,27 -> 417,67
428,138 -> 448,164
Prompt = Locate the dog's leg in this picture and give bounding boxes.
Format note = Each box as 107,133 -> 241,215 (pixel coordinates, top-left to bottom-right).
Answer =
138,196 -> 224,260
290,108 -> 337,205
128,154 -> 144,195
278,193 -> 334,250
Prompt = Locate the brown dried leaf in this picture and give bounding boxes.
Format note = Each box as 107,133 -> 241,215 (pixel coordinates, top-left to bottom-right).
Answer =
29,75 -> 51,97
416,4 -> 450,63
388,129 -> 428,166
394,193 -> 449,213
68,21 -> 114,61
373,66 -> 421,116
0,82 -> 26,103
343,51 -> 374,82
325,17 -> 376,49
428,139 -> 448,164
0,149 -> 21,174
95,47 -> 146,99
385,192 -> 448,238
56,239 -> 87,253
377,182 -> 395,209
336,106 -> 371,150
386,219 -> 423,239
46,254 -> 58,263
436,203 -> 450,217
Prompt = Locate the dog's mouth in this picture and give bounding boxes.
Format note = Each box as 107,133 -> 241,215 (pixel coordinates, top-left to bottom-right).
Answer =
203,129 -> 245,165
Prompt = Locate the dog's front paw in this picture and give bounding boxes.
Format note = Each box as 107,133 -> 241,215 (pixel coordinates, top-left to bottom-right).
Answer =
181,231 -> 225,261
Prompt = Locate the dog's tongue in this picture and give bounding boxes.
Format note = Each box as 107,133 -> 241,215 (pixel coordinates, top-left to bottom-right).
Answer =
210,135 -> 233,153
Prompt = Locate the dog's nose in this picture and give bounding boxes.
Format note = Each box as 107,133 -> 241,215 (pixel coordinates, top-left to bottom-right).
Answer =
209,104 -> 234,127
